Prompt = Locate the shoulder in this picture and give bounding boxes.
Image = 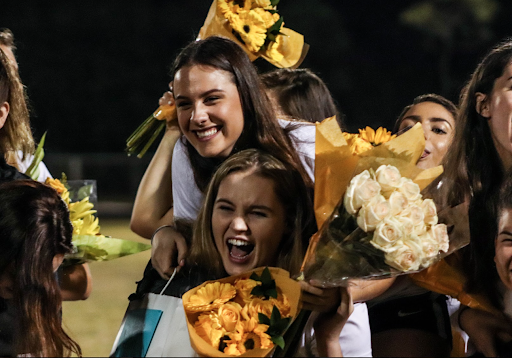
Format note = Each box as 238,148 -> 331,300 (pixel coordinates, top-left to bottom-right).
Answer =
278,119 -> 316,141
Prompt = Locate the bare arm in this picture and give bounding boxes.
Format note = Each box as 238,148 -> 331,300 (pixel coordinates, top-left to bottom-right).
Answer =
130,92 -> 180,239
350,277 -> 396,303
60,263 -> 92,301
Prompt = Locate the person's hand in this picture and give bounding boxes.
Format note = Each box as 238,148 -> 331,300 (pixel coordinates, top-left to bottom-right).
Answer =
158,85 -> 179,131
313,286 -> 354,357
300,280 -> 341,312
459,307 -> 512,357
151,226 -> 188,279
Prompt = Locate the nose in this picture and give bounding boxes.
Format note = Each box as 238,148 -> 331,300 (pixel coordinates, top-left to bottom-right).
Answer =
190,103 -> 208,127
230,216 -> 248,233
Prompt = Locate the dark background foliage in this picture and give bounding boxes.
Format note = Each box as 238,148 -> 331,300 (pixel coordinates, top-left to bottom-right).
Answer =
1,0 -> 511,153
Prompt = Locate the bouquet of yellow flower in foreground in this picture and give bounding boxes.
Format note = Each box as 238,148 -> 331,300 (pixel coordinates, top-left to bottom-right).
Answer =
300,117 -> 468,286
182,267 -> 300,357
45,177 -> 151,264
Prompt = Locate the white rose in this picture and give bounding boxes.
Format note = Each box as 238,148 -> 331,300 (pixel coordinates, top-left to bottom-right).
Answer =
375,165 -> 402,196
344,170 -> 381,215
388,191 -> 409,216
418,231 -> 440,267
384,235 -> 423,272
397,177 -> 422,202
430,223 -> 449,253
400,204 -> 425,226
421,199 -> 438,226
395,215 -> 414,235
370,217 -> 405,252
357,195 -> 391,232
413,222 -> 427,236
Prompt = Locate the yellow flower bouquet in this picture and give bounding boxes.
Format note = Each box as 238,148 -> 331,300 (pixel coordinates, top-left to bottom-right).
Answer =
46,176 -> 151,264
299,117 -> 469,286
182,267 -> 301,357
198,0 -> 308,68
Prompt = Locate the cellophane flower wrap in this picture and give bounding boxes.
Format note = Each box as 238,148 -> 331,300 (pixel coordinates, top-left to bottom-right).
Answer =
300,116 -> 469,287
198,0 -> 308,68
182,267 -> 301,357
45,176 -> 151,265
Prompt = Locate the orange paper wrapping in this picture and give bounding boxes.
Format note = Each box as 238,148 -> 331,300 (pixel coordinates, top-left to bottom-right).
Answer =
182,267 -> 301,357
410,252 -> 498,314
197,0 -> 308,68
313,116 -> 443,229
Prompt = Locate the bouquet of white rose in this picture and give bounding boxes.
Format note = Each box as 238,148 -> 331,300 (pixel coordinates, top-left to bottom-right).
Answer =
299,117 -> 468,287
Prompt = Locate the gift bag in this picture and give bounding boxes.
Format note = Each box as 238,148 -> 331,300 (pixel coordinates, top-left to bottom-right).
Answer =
111,270 -> 198,357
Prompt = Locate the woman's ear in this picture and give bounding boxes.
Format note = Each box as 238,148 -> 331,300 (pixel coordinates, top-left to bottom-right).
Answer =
0,101 -> 9,129
475,92 -> 490,118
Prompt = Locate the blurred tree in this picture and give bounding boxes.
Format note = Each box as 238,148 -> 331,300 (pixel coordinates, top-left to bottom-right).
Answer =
400,0 -> 499,96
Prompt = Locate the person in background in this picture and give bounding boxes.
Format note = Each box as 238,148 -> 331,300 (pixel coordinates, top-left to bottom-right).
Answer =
360,93 -> 458,357
0,180 -> 82,357
0,30 -> 91,301
260,68 -> 344,128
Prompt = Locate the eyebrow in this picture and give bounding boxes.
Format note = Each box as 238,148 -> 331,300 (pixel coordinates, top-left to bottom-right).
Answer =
499,230 -> 512,237
402,115 -> 454,129
215,198 -> 273,212
175,88 -> 225,100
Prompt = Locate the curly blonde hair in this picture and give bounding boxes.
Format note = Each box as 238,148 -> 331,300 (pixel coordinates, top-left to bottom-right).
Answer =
0,47 -> 34,167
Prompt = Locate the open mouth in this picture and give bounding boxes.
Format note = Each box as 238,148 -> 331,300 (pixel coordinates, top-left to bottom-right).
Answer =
195,127 -> 219,140
420,149 -> 430,160
227,238 -> 255,261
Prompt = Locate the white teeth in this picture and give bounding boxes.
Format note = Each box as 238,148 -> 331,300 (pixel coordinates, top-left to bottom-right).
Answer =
196,128 -> 218,138
227,239 -> 250,247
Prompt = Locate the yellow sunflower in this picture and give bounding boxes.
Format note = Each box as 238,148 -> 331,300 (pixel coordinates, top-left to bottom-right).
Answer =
358,126 -> 396,146
231,9 -> 267,53
234,278 -> 261,302
251,7 -> 277,29
241,297 -> 274,321
270,292 -> 291,317
185,282 -> 237,312
252,0 -> 273,9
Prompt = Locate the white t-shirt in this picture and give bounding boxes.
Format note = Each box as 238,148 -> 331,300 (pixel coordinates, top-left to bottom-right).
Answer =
171,120 -> 372,357
15,151 -> 52,182
172,120 -> 315,221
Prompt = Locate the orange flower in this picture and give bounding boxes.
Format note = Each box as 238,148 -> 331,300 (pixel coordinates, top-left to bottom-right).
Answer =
234,278 -> 261,301
241,297 -> 274,321
185,282 -> 236,312
270,292 -> 291,317
359,126 -> 396,146
45,178 -> 67,195
218,302 -> 243,332
194,311 -> 226,350
224,343 -> 242,356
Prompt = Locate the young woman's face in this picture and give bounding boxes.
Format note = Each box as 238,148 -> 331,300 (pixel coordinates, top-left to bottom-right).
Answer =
495,208 -> 512,290
174,65 -> 245,158
398,101 -> 455,169
212,171 -> 287,276
481,62 -> 512,168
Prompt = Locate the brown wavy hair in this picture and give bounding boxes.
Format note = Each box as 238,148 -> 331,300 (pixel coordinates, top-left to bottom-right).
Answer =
440,38 -> 512,309
0,180 -> 81,357
0,47 -> 34,166
171,36 -> 313,194
188,149 -> 316,278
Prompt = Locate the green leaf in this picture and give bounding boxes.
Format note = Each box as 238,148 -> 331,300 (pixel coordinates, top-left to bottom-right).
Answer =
271,336 -> 285,349
251,285 -> 265,297
258,312 -> 271,325
270,0 -> 280,7
270,305 -> 281,324
25,131 -> 47,180
250,272 -> 260,281
268,16 -> 284,36
261,267 -> 273,285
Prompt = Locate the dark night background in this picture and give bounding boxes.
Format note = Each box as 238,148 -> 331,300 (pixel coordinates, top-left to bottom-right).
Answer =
1,0 -> 511,204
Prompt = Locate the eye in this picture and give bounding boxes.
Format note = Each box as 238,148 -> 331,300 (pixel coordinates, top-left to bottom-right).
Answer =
250,210 -> 268,218
217,204 -> 234,212
175,100 -> 191,109
432,127 -> 447,135
204,96 -> 220,104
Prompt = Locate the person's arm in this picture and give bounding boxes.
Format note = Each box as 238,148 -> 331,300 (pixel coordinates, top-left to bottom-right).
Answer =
59,263 -> 92,301
130,93 -> 180,239
457,306 -> 512,357
350,277 -> 396,302
313,287 -> 354,357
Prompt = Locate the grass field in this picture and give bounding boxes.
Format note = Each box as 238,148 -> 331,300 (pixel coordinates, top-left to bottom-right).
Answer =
62,218 -> 151,357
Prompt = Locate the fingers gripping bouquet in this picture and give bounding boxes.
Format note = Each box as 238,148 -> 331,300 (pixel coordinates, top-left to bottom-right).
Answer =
300,117 -> 463,286
182,267 -> 300,357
